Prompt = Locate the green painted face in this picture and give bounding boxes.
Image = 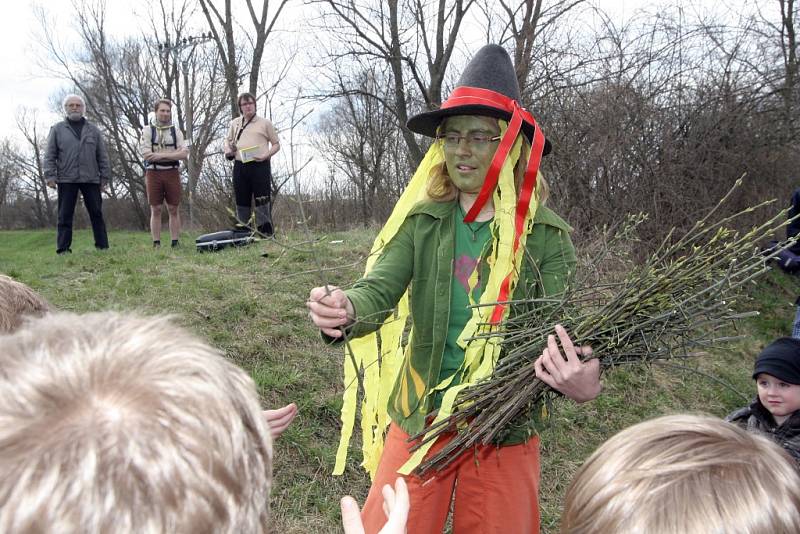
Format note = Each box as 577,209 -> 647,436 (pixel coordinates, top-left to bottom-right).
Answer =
441,115 -> 501,194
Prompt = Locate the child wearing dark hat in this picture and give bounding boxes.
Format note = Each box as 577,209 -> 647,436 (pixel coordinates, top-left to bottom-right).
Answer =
726,337 -> 800,467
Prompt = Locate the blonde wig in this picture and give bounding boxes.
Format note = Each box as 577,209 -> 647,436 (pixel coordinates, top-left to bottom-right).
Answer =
561,414 -> 800,534
0,312 -> 273,534
0,274 -> 49,333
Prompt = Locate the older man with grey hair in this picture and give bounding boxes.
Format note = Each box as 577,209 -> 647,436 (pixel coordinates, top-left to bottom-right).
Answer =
44,94 -> 111,254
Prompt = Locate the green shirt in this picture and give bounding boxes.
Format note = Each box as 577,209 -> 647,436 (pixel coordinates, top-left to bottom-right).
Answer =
435,206 -> 492,408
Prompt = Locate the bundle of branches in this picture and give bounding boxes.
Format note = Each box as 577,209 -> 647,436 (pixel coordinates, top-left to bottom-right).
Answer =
409,179 -> 795,476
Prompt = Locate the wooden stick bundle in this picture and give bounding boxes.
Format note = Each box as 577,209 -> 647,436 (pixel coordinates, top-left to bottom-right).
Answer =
409,179 -> 794,476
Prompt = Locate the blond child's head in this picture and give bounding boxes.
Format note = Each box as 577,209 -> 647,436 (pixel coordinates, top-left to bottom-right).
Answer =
0,312 -> 272,533
0,274 -> 49,333
560,413 -> 800,534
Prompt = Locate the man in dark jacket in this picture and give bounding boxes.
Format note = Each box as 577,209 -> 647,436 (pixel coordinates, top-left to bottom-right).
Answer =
44,94 -> 111,254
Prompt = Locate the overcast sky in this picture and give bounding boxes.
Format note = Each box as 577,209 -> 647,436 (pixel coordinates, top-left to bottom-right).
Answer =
3,0 -> 758,142
3,2 -> 136,138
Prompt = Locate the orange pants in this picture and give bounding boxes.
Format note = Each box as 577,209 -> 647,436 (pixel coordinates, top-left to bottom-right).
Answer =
361,423 -> 541,534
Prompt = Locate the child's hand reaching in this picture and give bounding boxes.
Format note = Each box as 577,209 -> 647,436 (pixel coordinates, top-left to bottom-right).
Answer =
341,477 -> 409,534
262,403 -> 298,439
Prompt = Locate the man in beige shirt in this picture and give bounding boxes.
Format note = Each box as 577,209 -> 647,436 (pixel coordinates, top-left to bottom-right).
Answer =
223,92 -> 280,236
139,99 -> 189,248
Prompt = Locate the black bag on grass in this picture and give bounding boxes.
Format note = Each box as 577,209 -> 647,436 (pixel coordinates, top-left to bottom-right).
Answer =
195,230 -> 255,252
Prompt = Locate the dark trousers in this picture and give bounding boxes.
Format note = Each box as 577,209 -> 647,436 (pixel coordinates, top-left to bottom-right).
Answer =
233,160 -> 273,235
57,182 -> 108,252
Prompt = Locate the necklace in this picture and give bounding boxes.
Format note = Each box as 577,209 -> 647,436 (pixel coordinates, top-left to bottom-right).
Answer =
459,204 -> 492,241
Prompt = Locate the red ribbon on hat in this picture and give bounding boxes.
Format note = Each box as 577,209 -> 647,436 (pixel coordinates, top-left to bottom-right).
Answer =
440,86 -> 546,324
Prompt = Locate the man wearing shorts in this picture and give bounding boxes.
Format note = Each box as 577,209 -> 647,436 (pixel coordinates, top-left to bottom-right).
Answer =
139,99 -> 189,248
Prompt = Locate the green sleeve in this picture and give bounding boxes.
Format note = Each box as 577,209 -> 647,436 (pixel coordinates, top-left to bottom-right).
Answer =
521,206 -> 577,299
343,218 -> 416,340
536,223 -> 577,297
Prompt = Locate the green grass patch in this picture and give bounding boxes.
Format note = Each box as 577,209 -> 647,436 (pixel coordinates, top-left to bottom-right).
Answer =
1,229 -> 798,532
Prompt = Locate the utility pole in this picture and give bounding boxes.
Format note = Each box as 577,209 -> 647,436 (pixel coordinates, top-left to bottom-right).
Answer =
158,33 -> 213,229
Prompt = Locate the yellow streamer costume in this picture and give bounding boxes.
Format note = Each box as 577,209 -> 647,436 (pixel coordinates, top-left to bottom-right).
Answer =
333,122 -> 541,478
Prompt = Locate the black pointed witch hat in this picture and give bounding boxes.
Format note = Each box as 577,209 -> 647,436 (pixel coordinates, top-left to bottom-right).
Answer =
407,44 -> 551,155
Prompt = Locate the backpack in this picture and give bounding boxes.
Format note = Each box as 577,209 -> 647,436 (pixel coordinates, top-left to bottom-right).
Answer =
145,125 -> 179,169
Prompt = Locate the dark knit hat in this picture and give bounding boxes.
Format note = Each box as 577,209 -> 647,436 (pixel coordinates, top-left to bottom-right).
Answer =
407,44 -> 551,155
752,337 -> 800,385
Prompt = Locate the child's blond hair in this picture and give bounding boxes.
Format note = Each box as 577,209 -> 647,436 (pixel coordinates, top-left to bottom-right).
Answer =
0,274 -> 49,333
561,414 -> 800,534
0,312 -> 273,533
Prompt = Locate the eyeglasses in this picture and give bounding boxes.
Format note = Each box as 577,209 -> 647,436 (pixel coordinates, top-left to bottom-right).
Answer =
436,132 -> 501,148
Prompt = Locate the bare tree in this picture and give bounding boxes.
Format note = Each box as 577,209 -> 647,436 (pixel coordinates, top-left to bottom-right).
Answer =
536,3 -> 800,243
312,0 -> 475,167
0,141 -> 16,226
198,0 -> 290,115
775,0 -> 798,139
317,65 -> 403,225
13,109 -> 55,226
481,0 -> 585,93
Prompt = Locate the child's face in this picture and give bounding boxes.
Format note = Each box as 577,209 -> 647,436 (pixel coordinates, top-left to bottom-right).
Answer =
756,373 -> 800,424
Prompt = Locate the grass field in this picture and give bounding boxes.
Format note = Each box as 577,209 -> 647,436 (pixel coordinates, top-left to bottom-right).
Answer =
1,228 -> 799,533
